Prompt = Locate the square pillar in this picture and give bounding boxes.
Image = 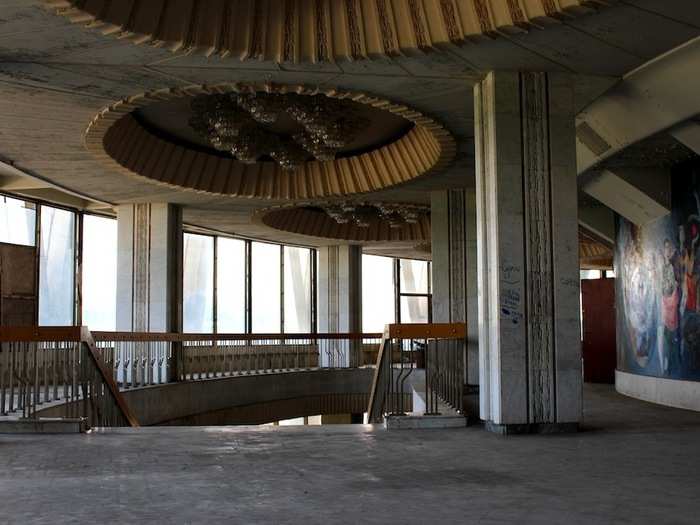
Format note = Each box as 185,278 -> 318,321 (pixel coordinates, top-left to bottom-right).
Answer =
474,72 -> 581,433
431,189 -> 479,387
116,203 -> 182,333
317,245 -> 362,366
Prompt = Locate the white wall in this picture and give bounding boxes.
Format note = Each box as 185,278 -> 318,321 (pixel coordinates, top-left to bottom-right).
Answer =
616,370 -> 700,412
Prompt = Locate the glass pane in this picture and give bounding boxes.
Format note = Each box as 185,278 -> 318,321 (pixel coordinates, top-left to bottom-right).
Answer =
580,269 -> 601,280
362,255 -> 395,333
252,242 -> 281,333
217,237 -> 246,333
183,233 -> 214,333
0,195 -> 35,246
284,247 -> 311,333
39,206 -> 75,325
400,259 -> 429,293
400,296 -> 429,324
82,215 -> 117,330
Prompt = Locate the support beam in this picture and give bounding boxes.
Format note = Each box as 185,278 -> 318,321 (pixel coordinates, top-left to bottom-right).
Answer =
577,36 -> 700,173
578,197 -> 615,244
670,120 -> 700,155
116,203 -> 182,333
581,168 -> 671,226
475,71 -> 581,433
0,175 -> 51,191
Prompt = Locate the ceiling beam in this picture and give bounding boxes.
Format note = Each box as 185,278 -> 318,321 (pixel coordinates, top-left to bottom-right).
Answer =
578,202 -> 615,244
670,119 -> 700,154
581,168 -> 671,226
577,36 -> 700,174
0,174 -> 52,191
0,159 -> 113,212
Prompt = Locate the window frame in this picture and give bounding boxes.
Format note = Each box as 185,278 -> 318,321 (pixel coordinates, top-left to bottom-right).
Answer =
1,191 -> 318,334
395,258 -> 432,324
182,232 -> 318,335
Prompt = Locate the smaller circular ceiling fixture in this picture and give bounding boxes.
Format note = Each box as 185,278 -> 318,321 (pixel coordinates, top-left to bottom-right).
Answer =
85,83 -> 455,200
256,202 -> 430,243
45,0 -> 605,63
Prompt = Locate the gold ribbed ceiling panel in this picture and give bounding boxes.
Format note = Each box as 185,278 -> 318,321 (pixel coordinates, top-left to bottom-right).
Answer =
44,0 -> 607,62
84,83 -> 456,200
257,205 -> 431,243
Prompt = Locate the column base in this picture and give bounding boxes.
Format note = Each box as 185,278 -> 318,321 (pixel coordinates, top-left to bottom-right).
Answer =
484,421 -> 579,435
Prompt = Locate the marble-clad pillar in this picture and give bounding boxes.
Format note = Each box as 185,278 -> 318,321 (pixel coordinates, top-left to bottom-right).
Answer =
116,203 -> 182,333
317,245 -> 362,366
474,72 -> 581,433
431,189 -> 479,387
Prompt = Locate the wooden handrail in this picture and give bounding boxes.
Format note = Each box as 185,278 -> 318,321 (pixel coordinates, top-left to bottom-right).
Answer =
0,326 -> 83,342
387,323 -> 466,339
0,327 -> 384,343
91,331 -> 383,342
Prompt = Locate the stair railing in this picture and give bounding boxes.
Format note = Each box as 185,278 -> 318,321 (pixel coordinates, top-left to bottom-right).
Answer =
366,323 -> 467,423
0,326 -> 139,427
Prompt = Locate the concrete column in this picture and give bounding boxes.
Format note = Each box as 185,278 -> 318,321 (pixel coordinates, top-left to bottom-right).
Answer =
317,245 -> 362,366
116,203 -> 182,332
431,189 -> 478,387
474,71 -> 581,434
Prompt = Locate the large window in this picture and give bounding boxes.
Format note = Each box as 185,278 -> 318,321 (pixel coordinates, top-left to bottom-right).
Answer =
82,215 -> 117,330
217,237 -> 246,333
183,233 -> 214,333
39,206 -> 75,325
180,235 -> 316,334
284,246 -> 312,333
251,242 -> 281,333
0,195 -> 35,246
362,255 -> 395,333
362,255 -> 432,331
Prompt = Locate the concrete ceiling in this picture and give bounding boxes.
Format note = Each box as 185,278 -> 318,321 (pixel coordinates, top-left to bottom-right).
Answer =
1,1 -> 700,255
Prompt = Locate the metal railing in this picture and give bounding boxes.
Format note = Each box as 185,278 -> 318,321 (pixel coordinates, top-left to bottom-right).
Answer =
91,331 -> 383,388
0,327 -> 138,427
367,323 -> 466,423
5,324 -> 463,428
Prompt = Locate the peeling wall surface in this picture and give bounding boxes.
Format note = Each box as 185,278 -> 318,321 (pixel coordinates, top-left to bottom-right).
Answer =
616,159 -> 700,382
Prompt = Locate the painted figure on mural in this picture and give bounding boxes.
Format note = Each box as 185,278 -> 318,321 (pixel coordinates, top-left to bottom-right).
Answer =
619,223 -> 655,368
659,237 -> 680,375
678,191 -> 700,366
616,164 -> 700,381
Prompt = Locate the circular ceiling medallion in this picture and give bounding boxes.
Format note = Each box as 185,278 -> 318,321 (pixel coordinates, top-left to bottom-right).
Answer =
256,202 -> 430,243
84,83 -> 455,200
45,0 -> 604,63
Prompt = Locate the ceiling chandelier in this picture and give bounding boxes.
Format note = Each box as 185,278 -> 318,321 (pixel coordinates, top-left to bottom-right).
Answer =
189,92 -> 369,171
320,202 -> 429,228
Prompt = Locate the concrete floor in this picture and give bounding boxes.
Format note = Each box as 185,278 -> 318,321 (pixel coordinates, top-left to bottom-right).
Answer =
2,385 -> 700,524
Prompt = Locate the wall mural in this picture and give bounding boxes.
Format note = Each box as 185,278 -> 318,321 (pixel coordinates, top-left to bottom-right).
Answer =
616,169 -> 700,381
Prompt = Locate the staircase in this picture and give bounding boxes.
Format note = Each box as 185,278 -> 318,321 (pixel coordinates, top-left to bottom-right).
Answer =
366,323 -> 468,429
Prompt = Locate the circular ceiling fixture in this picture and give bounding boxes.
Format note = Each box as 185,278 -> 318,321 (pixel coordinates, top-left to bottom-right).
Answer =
45,0 -> 605,63
256,202 -> 431,243
84,83 -> 455,200
189,92 -> 372,171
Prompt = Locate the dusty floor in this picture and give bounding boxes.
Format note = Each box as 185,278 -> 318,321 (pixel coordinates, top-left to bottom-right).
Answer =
2,384 -> 700,524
